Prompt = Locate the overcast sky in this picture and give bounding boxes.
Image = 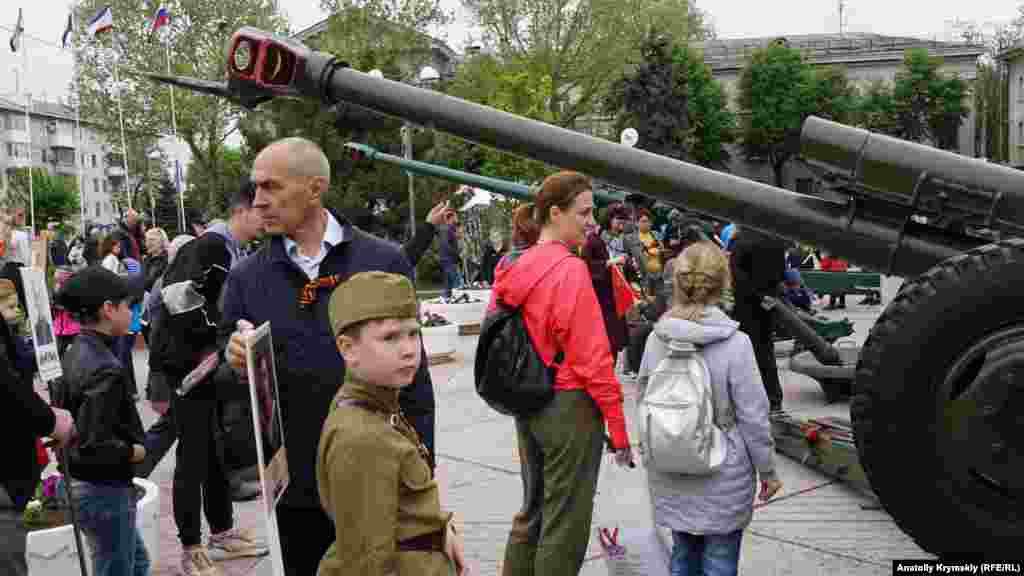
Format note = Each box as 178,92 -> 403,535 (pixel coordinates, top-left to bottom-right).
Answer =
0,0 -> 1019,104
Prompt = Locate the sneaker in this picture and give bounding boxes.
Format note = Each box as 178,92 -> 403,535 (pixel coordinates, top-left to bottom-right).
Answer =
208,527 -> 269,560
180,546 -> 220,576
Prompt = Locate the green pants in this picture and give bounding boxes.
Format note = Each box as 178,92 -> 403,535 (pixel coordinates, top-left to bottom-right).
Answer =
502,390 -> 605,576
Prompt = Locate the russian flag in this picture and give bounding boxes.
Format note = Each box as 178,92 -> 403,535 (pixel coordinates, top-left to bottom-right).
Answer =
86,6 -> 113,38
151,7 -> 169,34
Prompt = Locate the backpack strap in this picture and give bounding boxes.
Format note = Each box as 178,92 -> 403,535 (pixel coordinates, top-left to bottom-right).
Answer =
688,341 -> 736,431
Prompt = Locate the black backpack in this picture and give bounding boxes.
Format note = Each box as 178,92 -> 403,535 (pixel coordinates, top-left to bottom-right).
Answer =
473,254 -> 568,417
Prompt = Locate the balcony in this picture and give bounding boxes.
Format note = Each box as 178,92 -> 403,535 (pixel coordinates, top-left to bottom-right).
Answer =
106,165 -> 125,178
49,132 -> 75,149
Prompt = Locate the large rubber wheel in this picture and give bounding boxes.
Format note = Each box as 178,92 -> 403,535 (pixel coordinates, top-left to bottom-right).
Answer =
852,240 -> 1024,558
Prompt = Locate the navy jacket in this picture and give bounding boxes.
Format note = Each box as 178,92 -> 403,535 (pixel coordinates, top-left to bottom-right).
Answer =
219,217 -> 435,509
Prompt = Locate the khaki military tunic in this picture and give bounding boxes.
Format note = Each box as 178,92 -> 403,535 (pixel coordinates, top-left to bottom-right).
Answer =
316,377 -> 454,576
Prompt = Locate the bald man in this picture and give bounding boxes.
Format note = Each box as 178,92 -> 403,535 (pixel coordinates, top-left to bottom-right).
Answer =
221,137 -> 437,576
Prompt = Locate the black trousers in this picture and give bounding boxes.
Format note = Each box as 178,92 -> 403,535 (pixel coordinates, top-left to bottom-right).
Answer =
277,505 -> 334,576
172,392 -> 233,547
735,303 -> 783,409
627,322 -> 654,374
137,398 -> 177,478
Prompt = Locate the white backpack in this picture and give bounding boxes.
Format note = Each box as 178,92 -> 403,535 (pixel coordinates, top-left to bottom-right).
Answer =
638,339 -> 733,475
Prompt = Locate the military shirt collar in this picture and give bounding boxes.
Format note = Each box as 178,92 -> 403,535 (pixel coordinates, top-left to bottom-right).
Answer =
338,375 -> 401,413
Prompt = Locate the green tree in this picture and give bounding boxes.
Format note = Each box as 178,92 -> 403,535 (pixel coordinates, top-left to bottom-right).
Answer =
736,41 -> 815,186
461,0 -> 713,128
185,146 -> 247,218
72,0 -> 286,216
855,79 -> 901,135
808,66 -> 859,125
439,53 -> 558,185
675,45 -> 736,168
7,168 -> 81,228
605,31 -> 689,159
891,49 -> 970,150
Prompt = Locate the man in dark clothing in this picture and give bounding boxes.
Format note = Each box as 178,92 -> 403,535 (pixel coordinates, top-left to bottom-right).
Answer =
147,182 -> 267,572
438,210 -> 461,298
112,209 -> 144,263
402,201 -> 453,268
729,226 -> 787,411
224,137 -> 438,576
0,279 -> 75,575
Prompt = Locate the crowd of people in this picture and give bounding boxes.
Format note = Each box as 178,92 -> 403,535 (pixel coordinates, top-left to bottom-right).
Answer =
0,136 -> 877,576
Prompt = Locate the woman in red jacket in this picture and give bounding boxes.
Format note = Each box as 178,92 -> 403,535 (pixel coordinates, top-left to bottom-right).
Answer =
492,171 -> 633,576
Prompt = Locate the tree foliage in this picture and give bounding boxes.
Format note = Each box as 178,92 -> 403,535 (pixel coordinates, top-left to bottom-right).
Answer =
72,0 -> 286,216
736,41 -> 815,186
440,53 -> 556,185
737,41 -> 860,185
460,0 -> 713,128
7,168 -> 81,229
675,45 -> 736,168
886,49 -> 970,150
605,31 -> 689,159
185,146 -> 246,218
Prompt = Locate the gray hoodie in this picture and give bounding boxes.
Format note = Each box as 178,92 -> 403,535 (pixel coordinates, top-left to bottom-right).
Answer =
638,306 -> 776,535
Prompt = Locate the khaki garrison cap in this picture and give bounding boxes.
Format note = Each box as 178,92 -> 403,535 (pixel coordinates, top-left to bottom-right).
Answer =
329,271 -> 419,336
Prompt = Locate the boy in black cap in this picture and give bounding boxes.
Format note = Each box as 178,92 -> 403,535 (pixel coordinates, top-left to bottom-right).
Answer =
55,266 -> 151,576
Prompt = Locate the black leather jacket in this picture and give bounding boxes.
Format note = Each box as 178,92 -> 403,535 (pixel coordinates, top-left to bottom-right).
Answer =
57,330 -> 144,484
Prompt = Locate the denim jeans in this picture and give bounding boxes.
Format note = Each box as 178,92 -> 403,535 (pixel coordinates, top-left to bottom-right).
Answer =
442,264 -> 462,298
670,529 -> 743,576
72,480 -> 150,576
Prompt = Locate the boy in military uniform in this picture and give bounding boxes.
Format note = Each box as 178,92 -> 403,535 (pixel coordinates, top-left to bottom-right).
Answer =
317,271 -> 467,575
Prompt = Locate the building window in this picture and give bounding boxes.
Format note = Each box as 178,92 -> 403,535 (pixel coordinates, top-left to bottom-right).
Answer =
56,149 -> 75,166
95,201 -> 101,218
1018,121 -> 1022,143
6,142 -> 30,159
91,154 -> 97,168
4,114 -> 26,131
93,178 -> 99,194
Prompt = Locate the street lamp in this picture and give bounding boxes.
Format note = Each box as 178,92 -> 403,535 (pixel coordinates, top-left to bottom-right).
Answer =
147,150 -> 162,228
366,66 -> 441,244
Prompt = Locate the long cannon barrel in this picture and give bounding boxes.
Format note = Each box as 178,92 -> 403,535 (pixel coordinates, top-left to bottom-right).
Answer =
177,29 -> 994,278
345,143 -> 535,201
320,67 -> 980,277
344,143 -> 627,204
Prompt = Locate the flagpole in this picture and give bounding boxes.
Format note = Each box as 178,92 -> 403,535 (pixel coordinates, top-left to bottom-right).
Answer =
165,37 -> 185,233
22,35 -> 35,236
112,59 -> 131,212
72,12 -> 85,235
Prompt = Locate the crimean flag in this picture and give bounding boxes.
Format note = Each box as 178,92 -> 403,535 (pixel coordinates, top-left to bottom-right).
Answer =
9,8 -> 24,53
61,13 -> 73,49
86,6 -> 113,38
151,7 -> 169,34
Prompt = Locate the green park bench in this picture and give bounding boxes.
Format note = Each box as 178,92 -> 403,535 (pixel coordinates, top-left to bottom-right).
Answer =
800,270 -> 882,298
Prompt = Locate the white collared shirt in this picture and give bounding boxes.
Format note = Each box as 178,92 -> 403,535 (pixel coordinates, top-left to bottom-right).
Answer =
283,210 -> 347,280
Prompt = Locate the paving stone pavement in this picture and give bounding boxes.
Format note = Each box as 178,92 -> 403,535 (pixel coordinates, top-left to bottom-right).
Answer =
127,274 -> 935,575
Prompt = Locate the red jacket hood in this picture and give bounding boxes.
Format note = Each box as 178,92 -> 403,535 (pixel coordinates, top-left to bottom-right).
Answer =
493,243 -> 575,308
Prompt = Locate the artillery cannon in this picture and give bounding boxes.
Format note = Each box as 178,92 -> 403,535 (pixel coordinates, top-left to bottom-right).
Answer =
149,27 -> 1021,556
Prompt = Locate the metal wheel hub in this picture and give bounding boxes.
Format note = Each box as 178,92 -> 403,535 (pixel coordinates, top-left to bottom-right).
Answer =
940,327 -> 1024,501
